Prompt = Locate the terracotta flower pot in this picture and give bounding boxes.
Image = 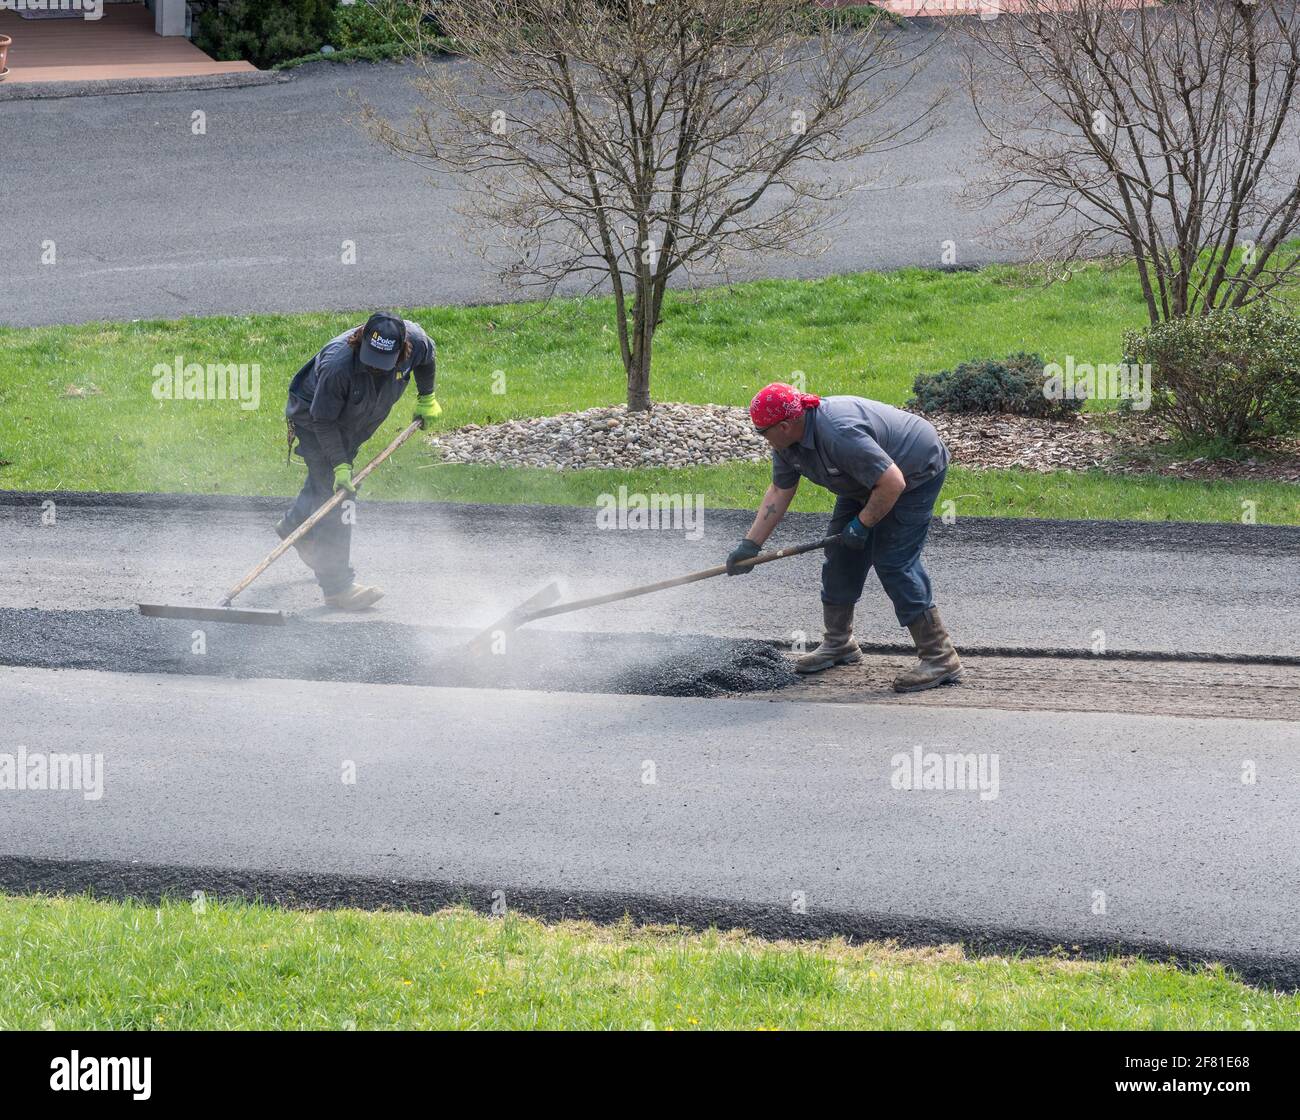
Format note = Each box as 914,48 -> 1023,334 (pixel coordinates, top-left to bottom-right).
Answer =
0,35 -> 10,82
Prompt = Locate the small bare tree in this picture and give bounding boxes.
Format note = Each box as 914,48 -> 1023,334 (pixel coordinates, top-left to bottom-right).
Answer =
365,0 -> 939,410
963,0 -> 1300,324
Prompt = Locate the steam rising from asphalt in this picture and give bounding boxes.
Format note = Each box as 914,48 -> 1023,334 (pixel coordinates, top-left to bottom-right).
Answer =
11,461 -> 798,697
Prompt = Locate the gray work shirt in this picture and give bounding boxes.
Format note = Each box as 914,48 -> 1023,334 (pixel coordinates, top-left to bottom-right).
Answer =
771,396 -> 949,499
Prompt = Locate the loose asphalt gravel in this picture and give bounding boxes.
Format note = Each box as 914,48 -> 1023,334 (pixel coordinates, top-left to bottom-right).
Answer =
0,608 -> 798,698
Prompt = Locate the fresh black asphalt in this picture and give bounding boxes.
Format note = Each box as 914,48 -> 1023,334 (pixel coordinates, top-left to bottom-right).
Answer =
3,668 -> 1298,991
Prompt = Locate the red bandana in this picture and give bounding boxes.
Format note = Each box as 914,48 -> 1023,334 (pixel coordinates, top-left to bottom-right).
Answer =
749,383 -> 821,428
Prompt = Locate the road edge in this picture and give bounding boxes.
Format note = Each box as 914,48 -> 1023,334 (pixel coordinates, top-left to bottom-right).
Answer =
2,854 -> 1294,992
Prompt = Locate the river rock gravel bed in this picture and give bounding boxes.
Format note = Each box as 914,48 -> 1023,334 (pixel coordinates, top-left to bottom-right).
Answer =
429,402 -> 769,470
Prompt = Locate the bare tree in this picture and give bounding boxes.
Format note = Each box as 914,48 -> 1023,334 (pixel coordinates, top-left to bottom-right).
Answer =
961,0 -> 1300,325
364,0 -> 940,410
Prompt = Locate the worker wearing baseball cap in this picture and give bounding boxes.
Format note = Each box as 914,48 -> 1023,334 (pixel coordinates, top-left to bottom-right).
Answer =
727,382 -> 961,692
280,312 -> 442,610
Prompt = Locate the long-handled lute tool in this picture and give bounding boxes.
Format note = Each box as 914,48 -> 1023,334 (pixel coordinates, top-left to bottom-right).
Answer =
139,421 -> 424,626
468,534 -> 838,654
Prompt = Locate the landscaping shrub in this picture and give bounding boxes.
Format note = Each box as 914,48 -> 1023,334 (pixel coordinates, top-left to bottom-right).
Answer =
193,0 -> 336,69
192,1 -> 865,72
333,0 -> 427,51
908,352 -> 1082,418
1123,303 -> 1300,442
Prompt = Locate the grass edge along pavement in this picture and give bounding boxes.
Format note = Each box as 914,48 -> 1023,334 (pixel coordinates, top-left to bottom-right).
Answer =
1,262 -> 1297,525
0,893 -> 1295,1030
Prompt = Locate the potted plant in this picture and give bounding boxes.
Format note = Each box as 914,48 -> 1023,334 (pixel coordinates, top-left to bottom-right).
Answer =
0,34 -> 10,82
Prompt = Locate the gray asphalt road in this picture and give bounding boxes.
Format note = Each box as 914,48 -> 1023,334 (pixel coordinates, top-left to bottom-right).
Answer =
3,666 -> 1297,988
3,490 -> 1298,657
0,25 -> 1003,328
4,489 -> 1298,981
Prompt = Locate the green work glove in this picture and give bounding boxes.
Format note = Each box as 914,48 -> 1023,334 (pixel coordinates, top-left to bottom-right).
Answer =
332,463 -> 358,496
413,393 -> 443,429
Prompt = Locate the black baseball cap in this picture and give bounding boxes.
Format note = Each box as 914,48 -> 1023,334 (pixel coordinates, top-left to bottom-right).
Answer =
359,312 -> 407,371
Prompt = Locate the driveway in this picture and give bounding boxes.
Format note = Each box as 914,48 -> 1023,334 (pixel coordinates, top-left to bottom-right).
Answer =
0,24 -> 1006,327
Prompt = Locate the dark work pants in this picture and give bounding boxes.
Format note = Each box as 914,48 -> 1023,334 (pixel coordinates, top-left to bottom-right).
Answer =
283,428 -> 355,596
821,468 -> 946,627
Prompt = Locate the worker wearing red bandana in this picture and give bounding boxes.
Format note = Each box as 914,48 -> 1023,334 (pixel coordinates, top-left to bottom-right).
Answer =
728,383 -> 962,692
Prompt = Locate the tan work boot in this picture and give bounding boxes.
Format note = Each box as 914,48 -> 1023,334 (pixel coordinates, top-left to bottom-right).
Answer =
795,602 -> 862,674
893,607 -> 963,692
323,583 -> 385,611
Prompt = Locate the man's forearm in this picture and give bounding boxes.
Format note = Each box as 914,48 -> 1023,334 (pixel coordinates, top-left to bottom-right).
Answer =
413,358 -> 436,397
856,489 -> 896,528
746,484 -> 795,546
856,469 -> 907,528
313,421 -> 349,469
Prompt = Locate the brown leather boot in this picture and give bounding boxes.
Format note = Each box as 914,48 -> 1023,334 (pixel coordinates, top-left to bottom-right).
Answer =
795,602 -> 862,674
893,606 -> 962,692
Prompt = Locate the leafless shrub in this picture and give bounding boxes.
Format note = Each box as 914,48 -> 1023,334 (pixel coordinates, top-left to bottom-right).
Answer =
963,0 -> 1300,323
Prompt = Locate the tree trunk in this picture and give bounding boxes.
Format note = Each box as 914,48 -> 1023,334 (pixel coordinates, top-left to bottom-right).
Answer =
626,342 -> 652,411
625,280 -> 654,412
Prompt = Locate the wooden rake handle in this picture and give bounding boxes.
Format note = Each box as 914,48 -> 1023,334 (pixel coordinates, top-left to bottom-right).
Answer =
514,534 -> 839,627
218,421 -> 424,608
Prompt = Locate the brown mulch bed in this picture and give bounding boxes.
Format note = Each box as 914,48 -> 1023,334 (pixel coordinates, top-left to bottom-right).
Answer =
923,412 -> 1127,473
1108,433 -> 1300,483
926,412 -> 1300,483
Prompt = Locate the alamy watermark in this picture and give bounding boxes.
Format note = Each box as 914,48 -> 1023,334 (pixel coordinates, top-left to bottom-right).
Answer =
0,0 -> 103,19
891,746 -> 1000,801
0,747 -> 103,801
1043,356 -> 1151,410
596,485 -> 705,540
50,1052 -> 150,1100
152,356 -> 261,411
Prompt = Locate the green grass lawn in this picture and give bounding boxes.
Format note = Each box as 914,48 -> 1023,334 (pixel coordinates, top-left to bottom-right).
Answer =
1,262 -> 1296,523
1,894 -> 1293,1030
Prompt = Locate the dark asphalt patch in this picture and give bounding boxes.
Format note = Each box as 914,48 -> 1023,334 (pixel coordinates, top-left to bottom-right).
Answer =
0,608 -> 797,699
2,854 -> 1293,992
